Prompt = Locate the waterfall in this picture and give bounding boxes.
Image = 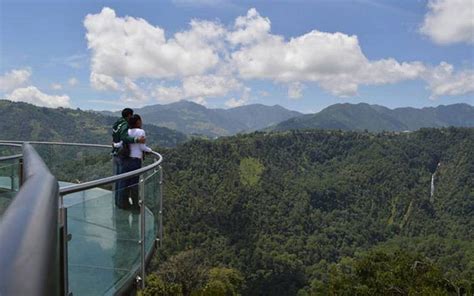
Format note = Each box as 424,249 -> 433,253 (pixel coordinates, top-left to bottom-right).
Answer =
430,174 -> 435,202
430,162 -> 441,203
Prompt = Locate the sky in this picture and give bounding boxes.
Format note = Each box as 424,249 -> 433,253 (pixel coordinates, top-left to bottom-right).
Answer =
0,0 -> 473,113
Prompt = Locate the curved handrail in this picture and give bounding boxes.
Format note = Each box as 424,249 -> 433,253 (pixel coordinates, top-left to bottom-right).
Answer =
0,140 -> 163,195
0,143 -> 22,162
0,140 -> 110,148
0,143 -> 60,295
0,142 -> 22,147
0,154 -> 22,162
61,151 -> 162,195
0,140 -> 164,294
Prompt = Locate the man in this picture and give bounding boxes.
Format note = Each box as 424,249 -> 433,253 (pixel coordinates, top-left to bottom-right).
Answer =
112,108 -> 145,208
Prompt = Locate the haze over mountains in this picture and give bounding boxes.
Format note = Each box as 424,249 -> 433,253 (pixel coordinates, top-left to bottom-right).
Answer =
106,100 -> 474,136
272,103 -> 474,132
104,100 -> 302,137
0,100 -> 187,147
1,100 -> 473,144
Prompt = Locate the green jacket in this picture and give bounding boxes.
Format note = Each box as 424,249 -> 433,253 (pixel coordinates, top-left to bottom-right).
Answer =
112,117 -> 136,154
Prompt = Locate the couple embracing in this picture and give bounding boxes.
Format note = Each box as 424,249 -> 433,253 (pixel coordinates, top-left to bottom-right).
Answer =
112,108 -> 153,211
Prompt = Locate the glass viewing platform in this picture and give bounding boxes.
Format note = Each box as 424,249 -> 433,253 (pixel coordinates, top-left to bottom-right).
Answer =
0,141 -> 163,296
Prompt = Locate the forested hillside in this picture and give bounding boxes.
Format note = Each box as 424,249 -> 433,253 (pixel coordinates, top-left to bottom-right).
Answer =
147,128 -> 473,295
0,100 -> 187,147
273,103 -> 474,132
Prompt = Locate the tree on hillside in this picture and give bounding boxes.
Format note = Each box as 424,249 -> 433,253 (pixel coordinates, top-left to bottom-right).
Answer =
324,250 -> 469,296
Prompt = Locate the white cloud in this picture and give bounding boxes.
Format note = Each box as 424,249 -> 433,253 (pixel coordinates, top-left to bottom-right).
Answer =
122,78 -> 147,102
51,83 -> 63,90
87,99 -> 128,107
84,7 -> 222,80
190,96 -> 208,105
68,77 -> 79,86
287,82 -> 305,99
175,19 -> 227,53
230,16 -> 427,97
152,86 -> 184,104
424,62 -> 474,98
225,86 -> 251,107
90,72 -> 120,91
228,8 -> 272,45
225,97 -> 247,108
182,75 -> 241,98
83,7 -> 472,103
3,86 -> 71,108
420,0 -> 474,45
152,75 -> 241,104
0,68 -> 32,92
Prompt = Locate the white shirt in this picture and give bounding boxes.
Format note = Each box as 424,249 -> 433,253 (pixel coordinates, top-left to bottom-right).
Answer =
114,128 -> 152,159
129,128 -> 152,159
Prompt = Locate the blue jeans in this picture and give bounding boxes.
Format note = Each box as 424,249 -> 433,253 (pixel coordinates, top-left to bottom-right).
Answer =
120,157 -> 142,211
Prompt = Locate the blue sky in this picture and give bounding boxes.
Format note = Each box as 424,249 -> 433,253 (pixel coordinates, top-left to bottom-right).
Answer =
0,0 -> 473,113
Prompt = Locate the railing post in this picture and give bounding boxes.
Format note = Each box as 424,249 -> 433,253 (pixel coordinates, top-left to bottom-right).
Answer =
59,195 -> 70,296
112,156 -> 117,224
159,165 -> 163,248
19,158 -> 23,186
9,159 -> 14,190
112,156 -> 117,193
139,174 -> 146,290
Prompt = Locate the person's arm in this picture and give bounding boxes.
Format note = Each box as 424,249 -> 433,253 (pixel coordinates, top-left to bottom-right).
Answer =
119,123 -> 145,144
139,130 -> 152,152
120,124 -> 136,144
140,144 -> 152,153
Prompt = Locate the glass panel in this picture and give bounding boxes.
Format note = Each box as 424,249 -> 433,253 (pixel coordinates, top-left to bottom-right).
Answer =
0,145 -> 21,158
65,182 -> 142,296
143,168 -> 160,252
0,159 -> 21,217
33,144 -> 113,184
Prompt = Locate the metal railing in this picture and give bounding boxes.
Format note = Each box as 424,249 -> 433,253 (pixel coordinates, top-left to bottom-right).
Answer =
0,141 -> 164,295
0,143 -> 60,295
0,143 -> 23,194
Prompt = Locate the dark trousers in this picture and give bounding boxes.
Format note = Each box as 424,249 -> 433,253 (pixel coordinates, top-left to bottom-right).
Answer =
113,156 -> 124,207
119,157 -> 142,211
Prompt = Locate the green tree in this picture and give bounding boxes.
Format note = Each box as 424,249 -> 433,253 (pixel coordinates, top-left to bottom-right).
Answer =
197,267 -> 244,296
328,250 -> 463,295
239,157 -> 264,187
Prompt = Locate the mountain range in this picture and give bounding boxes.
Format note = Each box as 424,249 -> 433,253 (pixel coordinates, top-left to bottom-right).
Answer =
1,100 -> 472,145
103,100 -> 302,137
272,103 -> 474,132
0,100 -> 187,147
105,101 -> 473,136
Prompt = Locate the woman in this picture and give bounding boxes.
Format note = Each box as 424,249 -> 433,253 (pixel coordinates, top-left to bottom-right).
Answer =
116,114 -> 153,211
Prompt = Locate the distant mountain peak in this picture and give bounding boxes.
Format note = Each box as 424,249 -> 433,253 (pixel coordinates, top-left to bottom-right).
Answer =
272,103 -> 474,132
100,100 -> 473,135
116,101 -> 302,137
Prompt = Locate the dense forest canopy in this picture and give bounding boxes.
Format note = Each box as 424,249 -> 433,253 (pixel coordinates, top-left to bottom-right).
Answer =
146,127 -> 473,295
1,99 -> 472,294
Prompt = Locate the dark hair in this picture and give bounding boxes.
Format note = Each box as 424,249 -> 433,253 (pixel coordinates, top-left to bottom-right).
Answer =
121,108 -> 134,119
128,114 -> 142,128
